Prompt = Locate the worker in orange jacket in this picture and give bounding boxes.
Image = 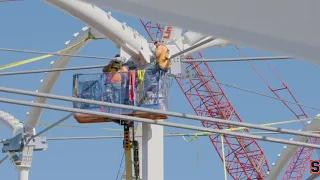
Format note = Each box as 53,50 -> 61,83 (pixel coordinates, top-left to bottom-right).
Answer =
103,54 -> 128,104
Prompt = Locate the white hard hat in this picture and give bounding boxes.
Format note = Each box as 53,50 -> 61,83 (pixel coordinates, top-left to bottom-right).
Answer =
114,56 -> 122,62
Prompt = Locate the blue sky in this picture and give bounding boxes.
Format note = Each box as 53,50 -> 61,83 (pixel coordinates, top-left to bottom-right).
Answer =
0,1 -> 320,180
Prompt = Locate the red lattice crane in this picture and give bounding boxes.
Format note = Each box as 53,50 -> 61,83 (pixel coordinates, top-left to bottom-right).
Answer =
140,20 -> 312,180
235,48 -> 312,179
140,20 -> 270,180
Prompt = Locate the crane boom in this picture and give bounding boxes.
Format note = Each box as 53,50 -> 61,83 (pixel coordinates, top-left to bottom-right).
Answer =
234,47 -> 312,179
141,20 -> 270,179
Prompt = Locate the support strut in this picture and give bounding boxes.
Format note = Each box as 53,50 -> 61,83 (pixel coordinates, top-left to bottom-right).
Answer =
123,122 -> 133,180
122,121 -> 140,180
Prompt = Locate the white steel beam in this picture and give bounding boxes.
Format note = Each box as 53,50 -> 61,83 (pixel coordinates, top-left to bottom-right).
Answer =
267,116 -> 320,180
81,0 -> 320,66
3,86 -> 320,139
45,0 -> 153,66
0,110 -> 23,136
306,174 -> 320,180
24,27 -> 98,134
1,97 -> 320,149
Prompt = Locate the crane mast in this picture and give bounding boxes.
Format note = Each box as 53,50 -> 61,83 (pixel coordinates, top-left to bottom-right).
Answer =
141,18 -> 311,179
235,47 -> 311,179
140,20 -> 270,179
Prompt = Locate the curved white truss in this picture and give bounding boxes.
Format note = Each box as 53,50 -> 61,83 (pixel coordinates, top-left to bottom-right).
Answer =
267,115 -> 320,180
45,0 -> 153,66
0,110 -> 23,136
81,0 -> 320,66
7,1 -> 317,179
25,0 -> 229,133
24,27 -> 104,134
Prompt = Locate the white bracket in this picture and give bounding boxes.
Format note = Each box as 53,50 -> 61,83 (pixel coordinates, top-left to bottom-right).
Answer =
181,63 -> 198,79
169,57 -> 181,75
17,146 -> 35,168
7,145 -> 34,169
2,133 -> 48,172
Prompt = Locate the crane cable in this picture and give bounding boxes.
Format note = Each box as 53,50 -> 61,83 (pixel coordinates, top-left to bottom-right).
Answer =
181,117 -> 313,142
115,152 -> 125,180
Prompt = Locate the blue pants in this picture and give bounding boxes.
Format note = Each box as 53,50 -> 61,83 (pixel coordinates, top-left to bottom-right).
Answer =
147,64 -> 167,81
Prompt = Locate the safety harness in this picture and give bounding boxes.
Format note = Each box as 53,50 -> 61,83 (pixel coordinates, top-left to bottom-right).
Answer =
156,44 -> 170,71
103,61 -> 121,73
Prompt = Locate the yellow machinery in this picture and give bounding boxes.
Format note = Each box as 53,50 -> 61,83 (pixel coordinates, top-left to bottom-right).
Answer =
122,121 -> 140,180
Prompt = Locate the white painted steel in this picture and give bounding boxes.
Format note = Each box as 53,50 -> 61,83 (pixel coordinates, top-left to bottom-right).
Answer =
267,115 -> 320,180
18,167 -> 29,180
82,0 -> 320,66
46,0 -> 153,66
0,110 -> 23,135
142,123 -> 164,180
24,27 -> 99,134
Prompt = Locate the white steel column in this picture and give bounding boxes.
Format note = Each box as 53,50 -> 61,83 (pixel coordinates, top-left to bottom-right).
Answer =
142,123 -> 164,180
136,123 -> 143,178
17,167 -> 29,180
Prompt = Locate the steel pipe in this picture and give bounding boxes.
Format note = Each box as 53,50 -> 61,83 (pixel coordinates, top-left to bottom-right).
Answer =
0,87 -> 320,139
0,97 -> 320,149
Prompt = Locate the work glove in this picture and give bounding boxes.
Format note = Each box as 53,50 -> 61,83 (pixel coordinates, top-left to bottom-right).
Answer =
149,44 -> 156,53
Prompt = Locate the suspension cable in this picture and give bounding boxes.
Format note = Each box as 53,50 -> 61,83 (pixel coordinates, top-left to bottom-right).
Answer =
0,155 -> 8,165
1,70 -> 319,112
206,78 -> 320,112
26,113 -> 74,145
181,56 -> 293,63
0,0 -> 22,2
115,152 -> 125,180
0,46 -> 292,63
0,64 -> 107,76
0,47 -> 113,60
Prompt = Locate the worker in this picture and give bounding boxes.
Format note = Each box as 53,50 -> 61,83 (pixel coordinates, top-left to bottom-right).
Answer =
153,40 -> 170,75
103,54 -> 128,104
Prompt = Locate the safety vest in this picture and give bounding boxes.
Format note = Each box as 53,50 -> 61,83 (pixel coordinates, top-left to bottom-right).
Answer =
156,45 -> 170,69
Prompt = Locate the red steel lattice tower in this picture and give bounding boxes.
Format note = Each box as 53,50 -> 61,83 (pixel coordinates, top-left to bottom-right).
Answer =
234,47 -> 312,179
140,20 -> 270,180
